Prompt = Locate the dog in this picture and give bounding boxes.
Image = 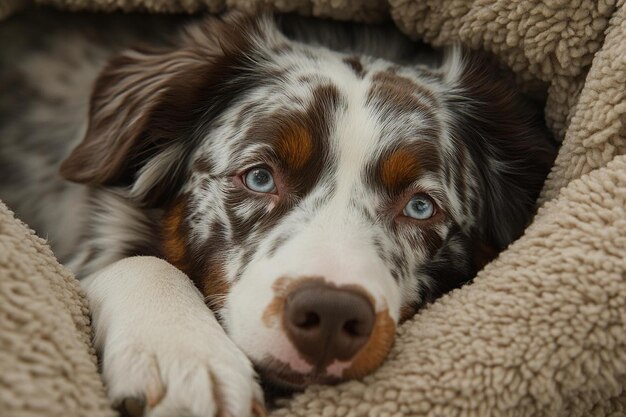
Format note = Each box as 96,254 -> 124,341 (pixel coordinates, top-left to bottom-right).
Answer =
0,10 -> 556,417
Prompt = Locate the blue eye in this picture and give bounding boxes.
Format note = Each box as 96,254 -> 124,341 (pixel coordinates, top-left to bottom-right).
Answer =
403,195 -> 435,220
244,168 -> 276,193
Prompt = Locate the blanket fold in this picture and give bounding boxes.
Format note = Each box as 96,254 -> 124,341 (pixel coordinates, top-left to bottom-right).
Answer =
0,1 -> 624,416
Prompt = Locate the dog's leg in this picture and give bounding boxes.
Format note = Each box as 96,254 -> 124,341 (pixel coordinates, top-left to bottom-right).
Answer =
81,256 -> 264,417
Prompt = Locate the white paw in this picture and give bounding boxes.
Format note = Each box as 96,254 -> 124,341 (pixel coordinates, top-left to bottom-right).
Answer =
102,330 -> 264,417
82,257 -> 266,417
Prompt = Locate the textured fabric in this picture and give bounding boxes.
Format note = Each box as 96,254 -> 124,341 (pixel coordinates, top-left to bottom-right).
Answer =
0,201 -> 115,417
0,0 -> 625,416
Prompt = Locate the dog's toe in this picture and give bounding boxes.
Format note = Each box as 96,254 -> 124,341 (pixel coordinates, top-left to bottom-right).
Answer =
147,366 -> 218,417
106,348 -> 165,412
104,340 -> 262,417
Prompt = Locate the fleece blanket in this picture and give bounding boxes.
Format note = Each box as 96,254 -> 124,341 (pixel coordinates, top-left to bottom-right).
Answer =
1,1 -> 625,416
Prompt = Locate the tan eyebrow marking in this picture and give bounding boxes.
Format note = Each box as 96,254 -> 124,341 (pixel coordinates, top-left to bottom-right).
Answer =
380,148 -> 423,190
275,123 -> 313,170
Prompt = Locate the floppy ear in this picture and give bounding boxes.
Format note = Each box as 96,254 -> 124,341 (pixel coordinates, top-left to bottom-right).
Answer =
60,13 -> 268,206
443,48 -> 557,251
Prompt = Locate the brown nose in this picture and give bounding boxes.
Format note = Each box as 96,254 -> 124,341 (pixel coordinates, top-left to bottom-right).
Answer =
284,283 -> 375,368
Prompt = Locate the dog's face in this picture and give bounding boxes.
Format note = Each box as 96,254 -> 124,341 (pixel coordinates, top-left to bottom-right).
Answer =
61,14 -> 555,388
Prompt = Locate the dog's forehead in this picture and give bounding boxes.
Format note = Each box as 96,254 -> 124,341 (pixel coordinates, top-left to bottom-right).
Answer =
272,44 -> 445,143
196,43 -> 447,192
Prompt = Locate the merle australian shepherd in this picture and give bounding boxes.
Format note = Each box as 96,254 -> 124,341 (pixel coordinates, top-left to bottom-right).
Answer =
0,10 -> 555,417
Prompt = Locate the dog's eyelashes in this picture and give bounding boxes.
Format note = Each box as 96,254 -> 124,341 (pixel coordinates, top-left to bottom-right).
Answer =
403,194 -> 435,220
244,167 -> 276,194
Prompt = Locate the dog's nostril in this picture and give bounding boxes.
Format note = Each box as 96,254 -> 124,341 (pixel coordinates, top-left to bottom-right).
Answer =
343,319 -> 363,337
296,311 -> 321,329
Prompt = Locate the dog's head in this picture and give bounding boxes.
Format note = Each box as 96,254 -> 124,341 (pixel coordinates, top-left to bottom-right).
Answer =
61,14 -> 555,388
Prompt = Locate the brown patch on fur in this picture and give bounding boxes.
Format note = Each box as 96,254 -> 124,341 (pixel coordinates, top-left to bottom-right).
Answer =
297,74 -> 314,84
222,84 -> 338,249
341,308 -> 396,379
262,276 -> 319,328
372,71 -> 438,107
161,196 -> 230,309
192,156 -> 213,173
372,141 -> 441,195
308,84 -> 341,138
368,71 -> 439,119
380,148 -> 422,190
343,56 -> 364,77
276,124 -> 313,170
161,197 -> 190,273
240,84 -> 338,199
201,264 -> 231,310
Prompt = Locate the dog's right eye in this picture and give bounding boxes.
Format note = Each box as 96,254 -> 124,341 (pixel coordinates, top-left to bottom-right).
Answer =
243,167 -> 276,194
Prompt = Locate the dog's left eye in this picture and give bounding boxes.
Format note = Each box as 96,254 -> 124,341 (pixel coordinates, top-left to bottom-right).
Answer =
243,167 -> 276,193
403,195 -> 435,220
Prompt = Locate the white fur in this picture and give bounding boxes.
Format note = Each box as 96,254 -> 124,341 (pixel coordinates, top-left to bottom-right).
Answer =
82,257 -> 262,417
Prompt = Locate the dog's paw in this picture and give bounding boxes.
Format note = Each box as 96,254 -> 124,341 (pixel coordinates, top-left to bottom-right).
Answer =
102,330 -> 264,417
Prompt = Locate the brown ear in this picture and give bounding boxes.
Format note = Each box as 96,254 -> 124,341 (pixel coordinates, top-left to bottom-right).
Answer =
60,13 -> 266,193
443,49 -> 557,250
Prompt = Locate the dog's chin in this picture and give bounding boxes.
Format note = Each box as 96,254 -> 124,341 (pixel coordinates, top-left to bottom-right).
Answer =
256,363 -> 344,392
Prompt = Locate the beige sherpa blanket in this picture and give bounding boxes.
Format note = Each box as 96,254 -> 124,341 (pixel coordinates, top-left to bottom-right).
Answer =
1,0 -> 625,416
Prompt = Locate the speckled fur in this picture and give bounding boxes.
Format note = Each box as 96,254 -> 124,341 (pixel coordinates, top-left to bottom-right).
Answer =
0,11 -> 555,396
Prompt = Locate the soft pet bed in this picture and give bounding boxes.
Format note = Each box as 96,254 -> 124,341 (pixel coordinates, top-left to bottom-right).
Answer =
0,1 -> 625,416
